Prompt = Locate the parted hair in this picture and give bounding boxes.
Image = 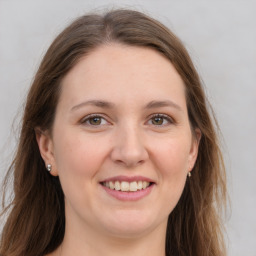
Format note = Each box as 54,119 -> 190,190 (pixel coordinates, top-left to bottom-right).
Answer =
0,9 -> 227,256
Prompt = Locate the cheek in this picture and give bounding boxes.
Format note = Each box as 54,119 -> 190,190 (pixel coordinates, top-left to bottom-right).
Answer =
52,131 -> 107,187
154,137 -> 191,176
52,132 -> 108,211
152,137 -> 191,208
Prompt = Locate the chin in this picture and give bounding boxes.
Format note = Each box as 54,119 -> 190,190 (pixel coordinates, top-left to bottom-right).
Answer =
98,210 -> 163,238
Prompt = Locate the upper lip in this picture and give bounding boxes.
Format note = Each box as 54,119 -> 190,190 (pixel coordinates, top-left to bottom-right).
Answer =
100,175 -> 155,183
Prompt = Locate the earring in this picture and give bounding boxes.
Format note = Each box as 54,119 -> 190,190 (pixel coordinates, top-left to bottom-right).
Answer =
188,171 -> 191,177
46,164 -> 52,172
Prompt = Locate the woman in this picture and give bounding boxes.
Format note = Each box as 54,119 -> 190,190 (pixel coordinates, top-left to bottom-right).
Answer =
0,9 -> 227,256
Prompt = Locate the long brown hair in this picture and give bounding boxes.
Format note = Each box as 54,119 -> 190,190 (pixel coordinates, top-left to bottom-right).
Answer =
0,9 -> 227,256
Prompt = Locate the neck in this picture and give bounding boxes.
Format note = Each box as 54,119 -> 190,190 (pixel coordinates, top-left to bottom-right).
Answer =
59,218 -> 167,256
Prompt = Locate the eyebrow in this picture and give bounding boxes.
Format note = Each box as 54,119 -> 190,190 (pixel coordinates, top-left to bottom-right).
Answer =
71,100 -> 115,112
71,99 -> 182,112
145,100 -> 182,111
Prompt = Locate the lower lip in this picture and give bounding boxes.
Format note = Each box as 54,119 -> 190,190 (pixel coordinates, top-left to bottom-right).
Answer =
101,184 -> 155,201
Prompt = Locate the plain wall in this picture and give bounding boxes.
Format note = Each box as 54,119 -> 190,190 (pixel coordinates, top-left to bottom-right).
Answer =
0,1 -> 255,255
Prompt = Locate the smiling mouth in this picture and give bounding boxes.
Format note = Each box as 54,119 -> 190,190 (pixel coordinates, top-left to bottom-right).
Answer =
101,181 -> 153,192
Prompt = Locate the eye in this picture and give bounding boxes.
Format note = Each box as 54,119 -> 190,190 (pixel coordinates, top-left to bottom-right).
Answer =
81,114 -> 109,126
147,114 -> 174,126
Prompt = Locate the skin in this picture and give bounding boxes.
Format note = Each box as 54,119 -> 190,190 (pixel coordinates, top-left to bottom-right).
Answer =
37,44 -> 200,256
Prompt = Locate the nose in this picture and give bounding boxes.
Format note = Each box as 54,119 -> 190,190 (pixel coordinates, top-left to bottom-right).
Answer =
110,124 -> 149,168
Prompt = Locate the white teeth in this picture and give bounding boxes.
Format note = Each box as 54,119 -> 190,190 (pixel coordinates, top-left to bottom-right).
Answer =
137,181 -> 142,190
114,181 -> 121,191
129,181 -> 138,192
103,181 -> 151,192
121,181 -> 129,191
109,181 -> 115,189
142,181 -> 148,189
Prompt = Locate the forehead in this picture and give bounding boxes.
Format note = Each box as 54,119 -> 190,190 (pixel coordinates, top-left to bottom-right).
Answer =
59,44 -> 186,109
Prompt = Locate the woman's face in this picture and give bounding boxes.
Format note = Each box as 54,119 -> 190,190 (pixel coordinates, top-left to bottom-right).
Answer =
38,44 -> 200,238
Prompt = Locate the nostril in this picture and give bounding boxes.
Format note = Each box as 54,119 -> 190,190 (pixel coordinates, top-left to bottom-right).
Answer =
110,137 -> 149,167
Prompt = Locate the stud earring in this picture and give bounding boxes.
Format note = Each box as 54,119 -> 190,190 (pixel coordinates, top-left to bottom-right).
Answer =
46,164 -> 52,172
188,171 -> 191,177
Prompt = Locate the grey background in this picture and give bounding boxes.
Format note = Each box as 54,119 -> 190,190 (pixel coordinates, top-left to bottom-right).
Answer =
0,0 -> 255,255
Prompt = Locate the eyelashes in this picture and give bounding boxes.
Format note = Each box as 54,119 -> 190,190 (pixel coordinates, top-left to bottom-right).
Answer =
147,114 -> 175,126
80,114 -> 109,126
80,113 -> 175,128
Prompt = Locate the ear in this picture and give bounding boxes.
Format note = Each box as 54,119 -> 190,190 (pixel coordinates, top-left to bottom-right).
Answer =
188,128 -> 201,172
35,128 -> 58,176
